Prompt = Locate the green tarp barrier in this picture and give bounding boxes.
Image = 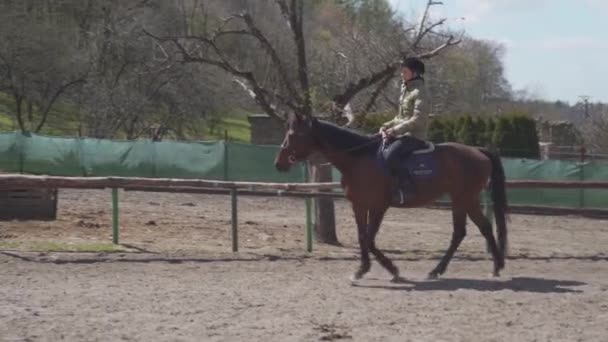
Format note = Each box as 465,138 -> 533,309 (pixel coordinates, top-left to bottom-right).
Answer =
0,132 -> 21,173
503,159 -> 583,208
0,132 -> 607,209
0,132 -> 304,182
226,142 -> 305,182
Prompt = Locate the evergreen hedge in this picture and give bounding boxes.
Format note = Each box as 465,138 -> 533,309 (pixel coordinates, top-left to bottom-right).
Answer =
362,112 -> 540,159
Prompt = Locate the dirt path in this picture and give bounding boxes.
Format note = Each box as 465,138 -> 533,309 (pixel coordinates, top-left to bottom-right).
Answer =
1,253 -> 607,342
1,189 -> 608,341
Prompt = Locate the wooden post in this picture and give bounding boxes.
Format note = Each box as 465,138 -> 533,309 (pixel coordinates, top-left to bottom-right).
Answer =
231,189 -> 238,252
310,161 -> 338,245
112,188 -> 119,244
224,130 -> 229,181
304,162 -> 313,253
579,145 -> 586,209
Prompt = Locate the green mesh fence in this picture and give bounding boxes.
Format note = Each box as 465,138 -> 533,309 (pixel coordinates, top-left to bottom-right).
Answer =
0,132 -> 304,182
226,142 -> 305,182
0,132 -> 607,209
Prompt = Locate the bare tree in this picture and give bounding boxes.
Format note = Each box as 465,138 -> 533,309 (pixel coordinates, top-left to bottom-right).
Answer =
64,0 -> 226,139
146,0 -> 459,244
580,110 -> 608,154
330,0 -> 461,124
427,37 -> 512,116
0,12 -> 88,132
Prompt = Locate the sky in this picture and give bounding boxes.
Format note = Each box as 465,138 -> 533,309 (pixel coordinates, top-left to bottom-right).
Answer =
388,0 -> 608,104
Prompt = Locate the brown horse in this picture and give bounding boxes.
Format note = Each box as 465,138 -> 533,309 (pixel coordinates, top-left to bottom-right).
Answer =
274,114 -> 508,282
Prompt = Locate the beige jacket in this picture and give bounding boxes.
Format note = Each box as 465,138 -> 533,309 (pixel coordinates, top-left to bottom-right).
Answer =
382,78 -> 430,140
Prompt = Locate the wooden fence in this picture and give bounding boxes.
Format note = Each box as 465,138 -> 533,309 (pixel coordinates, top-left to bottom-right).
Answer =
1,174 -> 607,252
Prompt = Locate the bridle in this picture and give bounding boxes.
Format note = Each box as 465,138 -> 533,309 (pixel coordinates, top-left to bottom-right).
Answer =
280,126 -> 384,167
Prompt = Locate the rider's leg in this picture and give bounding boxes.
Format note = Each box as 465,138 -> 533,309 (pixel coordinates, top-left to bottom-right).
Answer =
399,137 -> 423,202
383,139 -> 405,172
382,140 -> 407,204
383,137 -> 420,204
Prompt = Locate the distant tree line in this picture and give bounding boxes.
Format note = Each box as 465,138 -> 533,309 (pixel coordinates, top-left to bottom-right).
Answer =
0,0 -> 515,140
360,112 -> 540,158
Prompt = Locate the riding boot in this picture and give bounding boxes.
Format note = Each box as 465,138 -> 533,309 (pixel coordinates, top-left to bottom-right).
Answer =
400,171 -> 417,202
390,174 -> 406,205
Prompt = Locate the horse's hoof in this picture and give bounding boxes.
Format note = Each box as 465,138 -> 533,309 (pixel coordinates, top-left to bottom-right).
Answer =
492,270 -> 501,278
391,275 -> 408,284
350,273 -> 363,284
427,272 -> 439,280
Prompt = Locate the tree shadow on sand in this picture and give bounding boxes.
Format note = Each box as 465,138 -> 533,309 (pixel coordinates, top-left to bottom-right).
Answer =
353,277 -> 586,294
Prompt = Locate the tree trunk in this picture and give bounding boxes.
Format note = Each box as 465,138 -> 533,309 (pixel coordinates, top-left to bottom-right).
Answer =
310,160 -> 339,245
14,96 -> 25,131
27,100 -> 33,125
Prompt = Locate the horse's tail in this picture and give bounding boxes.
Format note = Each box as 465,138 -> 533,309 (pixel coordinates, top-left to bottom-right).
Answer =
479,148 -> 509,258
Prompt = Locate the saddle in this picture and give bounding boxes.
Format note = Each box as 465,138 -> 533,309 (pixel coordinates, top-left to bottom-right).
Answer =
379,135 -> 437,206
380,135 -> 437,178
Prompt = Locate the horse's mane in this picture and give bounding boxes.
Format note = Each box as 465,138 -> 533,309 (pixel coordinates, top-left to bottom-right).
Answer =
312,119 -> 381,157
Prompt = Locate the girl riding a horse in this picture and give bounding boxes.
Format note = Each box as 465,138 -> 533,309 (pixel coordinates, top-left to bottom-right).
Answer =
274,57 -> 508,283
380,57 -> 430,205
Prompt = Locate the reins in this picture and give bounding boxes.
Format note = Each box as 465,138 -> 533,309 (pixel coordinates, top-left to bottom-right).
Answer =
311,131 -> 384,167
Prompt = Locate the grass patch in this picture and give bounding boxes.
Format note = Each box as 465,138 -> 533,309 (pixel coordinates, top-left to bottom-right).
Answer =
0,241 -> 124,253
0,241 -> 20,249
207,111 -> 251,142
0,92 -> 80,135
0,91 -> 254,142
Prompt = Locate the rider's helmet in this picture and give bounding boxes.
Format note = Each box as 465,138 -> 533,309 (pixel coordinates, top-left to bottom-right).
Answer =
401,57 -> 425,75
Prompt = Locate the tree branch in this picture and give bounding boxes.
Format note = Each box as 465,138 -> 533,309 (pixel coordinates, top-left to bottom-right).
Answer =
332,63 -> 398,110
232,78 -> 289,120
144,23 -> 298,122
364,73 -> 394,112
35,78 -> 86,133
237,13 -> 301,105
275,0 -> 292,30
292,0 -> 311,117
14,94 -> 25,131
273,0 -> 311,116
417,35 -> 461,59
413,18 -> 447,48
382,92 -> 399,110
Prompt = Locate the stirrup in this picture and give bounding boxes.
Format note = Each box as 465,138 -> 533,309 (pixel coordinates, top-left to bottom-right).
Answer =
392,189 -> 405,205
391,176 -> 415,205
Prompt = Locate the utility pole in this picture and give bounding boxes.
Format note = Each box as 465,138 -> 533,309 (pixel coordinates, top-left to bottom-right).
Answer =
579,95 -> 591,118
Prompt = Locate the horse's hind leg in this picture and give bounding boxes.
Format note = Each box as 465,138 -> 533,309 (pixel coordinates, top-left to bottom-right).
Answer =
367,209 -> 402,282
351,204 -> 371,282
428,205 -> 467,280
468,203 -> 503,277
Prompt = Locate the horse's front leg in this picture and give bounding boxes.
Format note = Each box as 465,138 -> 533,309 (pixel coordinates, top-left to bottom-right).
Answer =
367,209 -> 403,282
351,204 -> 370,282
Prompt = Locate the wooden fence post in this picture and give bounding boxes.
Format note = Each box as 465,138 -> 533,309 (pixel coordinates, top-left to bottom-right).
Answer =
231,189 -> 238,252
112,188 -> 119,244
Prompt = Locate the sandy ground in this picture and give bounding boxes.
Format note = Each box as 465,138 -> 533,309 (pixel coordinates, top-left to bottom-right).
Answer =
1,189 -> 608,341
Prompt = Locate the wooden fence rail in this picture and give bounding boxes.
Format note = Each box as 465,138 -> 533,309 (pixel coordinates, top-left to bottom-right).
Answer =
3,174 -> 608,191
1,174 -> 608,252
0,174 -> 340,191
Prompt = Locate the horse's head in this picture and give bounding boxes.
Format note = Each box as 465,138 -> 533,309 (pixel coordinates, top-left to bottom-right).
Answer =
275,114 -> 316,172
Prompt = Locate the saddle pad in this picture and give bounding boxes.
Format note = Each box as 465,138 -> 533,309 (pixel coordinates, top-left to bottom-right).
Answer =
402,151 -> 437,178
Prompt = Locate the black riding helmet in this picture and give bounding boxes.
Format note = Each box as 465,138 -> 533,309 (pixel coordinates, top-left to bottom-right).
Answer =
401,57 -> 425,75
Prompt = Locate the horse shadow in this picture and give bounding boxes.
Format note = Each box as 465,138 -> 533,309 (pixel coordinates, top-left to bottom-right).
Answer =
353,277 -> 586,294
